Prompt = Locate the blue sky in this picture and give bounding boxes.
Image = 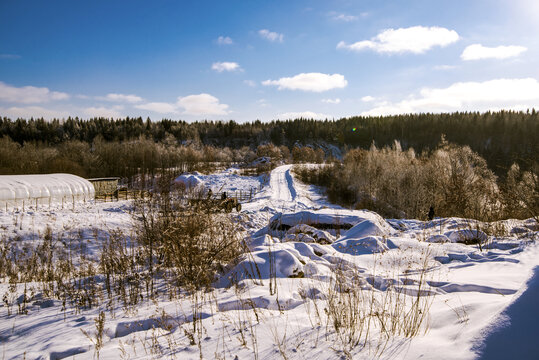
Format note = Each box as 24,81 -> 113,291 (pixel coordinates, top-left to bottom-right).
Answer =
1,0 -> 538,122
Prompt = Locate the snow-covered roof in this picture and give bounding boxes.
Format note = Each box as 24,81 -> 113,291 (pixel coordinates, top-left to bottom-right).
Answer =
0,174 -> 95,208
268,208 -> 393,236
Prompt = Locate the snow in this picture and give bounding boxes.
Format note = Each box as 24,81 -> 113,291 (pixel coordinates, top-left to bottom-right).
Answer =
333,236 -> 389,255
1,164 -> 538,359
174,173 -> 205,189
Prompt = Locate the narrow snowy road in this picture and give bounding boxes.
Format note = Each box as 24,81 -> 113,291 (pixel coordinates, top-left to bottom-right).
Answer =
241,164 -> 331,230
269,164 -> 296,202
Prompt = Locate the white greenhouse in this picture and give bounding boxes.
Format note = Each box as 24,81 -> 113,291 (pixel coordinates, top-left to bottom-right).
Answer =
0,174 -> 95,210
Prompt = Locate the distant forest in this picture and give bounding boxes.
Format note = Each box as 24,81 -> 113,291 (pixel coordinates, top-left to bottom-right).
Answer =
0,110 -> 537,177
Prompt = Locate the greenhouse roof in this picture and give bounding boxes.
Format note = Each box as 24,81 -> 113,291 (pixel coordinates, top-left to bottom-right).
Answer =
0,174 -> 95,205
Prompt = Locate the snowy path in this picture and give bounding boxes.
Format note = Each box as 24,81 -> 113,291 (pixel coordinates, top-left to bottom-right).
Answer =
269,164 -> 296,203
241,164 -> 333,230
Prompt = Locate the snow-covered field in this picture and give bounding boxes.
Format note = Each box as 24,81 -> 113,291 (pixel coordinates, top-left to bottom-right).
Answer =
1,165 -> 538,359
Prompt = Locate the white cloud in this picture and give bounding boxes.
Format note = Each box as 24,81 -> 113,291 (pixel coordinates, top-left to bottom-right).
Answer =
0,106 -> 69,119
361,78 -> 539,116
211,61 -> 242,72
434,65 -> 458,70
278,111 -> 332,120
259,29 -> 284,43
244,80 -> 257,87
104,93 -> 143,103
0,81 -> 69,103
361,95 -> 375,102
135,102 -> 178,114
84,106 -> 123,118
337,26 -> 459,54
217,36 -> 233,45
134,94 -> 229,116
262,72 -> 347,92
322,98 -> 341,104
177,93 -> 229,115
256,99 -> 269,107
332,13 -> 358,22
461,44 -> 527,60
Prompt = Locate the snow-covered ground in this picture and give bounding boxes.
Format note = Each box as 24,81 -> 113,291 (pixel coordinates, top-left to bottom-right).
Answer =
1,165 -> 537,359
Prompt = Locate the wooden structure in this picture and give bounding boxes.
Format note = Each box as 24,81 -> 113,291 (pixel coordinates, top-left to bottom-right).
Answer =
87,177 -> 120,199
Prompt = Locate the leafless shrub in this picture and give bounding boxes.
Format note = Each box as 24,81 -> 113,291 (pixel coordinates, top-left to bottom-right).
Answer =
295,139 -> 519,221
135,188 -> 245,291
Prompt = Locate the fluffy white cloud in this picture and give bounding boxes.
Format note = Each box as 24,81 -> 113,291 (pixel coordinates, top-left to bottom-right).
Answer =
337,26 -> 459,54
217,36 -> 233,45
322,98 -> 341,104
104,93 -> 143,103
259,29 -> 284,43
211,62 -> 242,72
361,78 -> 539,116
461,44 -> 527,60
0,81 -> 69,103
262,73 -> 347,92
177,93 -> 229,115
361,95 -> 375,102
278,111 -> 332,120
135,102 -> 178,114
84,106 -> 123,118
0,106 -> 69,119
332,13 -> 358,22
134,94 -> 229,116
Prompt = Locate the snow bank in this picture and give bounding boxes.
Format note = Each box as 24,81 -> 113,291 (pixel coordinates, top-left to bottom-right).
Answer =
339,218 -> 391,239
174,173 -> 205,189
221,247 -> 306,285
333,236 -> 389,255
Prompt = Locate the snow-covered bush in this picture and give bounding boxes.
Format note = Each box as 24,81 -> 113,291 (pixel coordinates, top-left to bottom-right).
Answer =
296,139 -> 505,221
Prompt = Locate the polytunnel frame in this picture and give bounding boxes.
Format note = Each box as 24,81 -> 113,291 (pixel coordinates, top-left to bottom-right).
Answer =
0,174 -> 96,211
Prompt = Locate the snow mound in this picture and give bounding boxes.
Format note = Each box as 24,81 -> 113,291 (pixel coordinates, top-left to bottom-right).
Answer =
333,236 -> 389,255
245,234 -> 277,251
426,234 -> 452,243
174,173 -> 205,189
221,247 -> 305,285
340,219 -> 390,240
283,224 -> 335,244
446,229 -> 488,244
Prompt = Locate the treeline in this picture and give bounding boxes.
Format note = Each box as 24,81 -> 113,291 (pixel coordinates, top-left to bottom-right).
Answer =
1,110 -> 537,174
0,136 -> 326,179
